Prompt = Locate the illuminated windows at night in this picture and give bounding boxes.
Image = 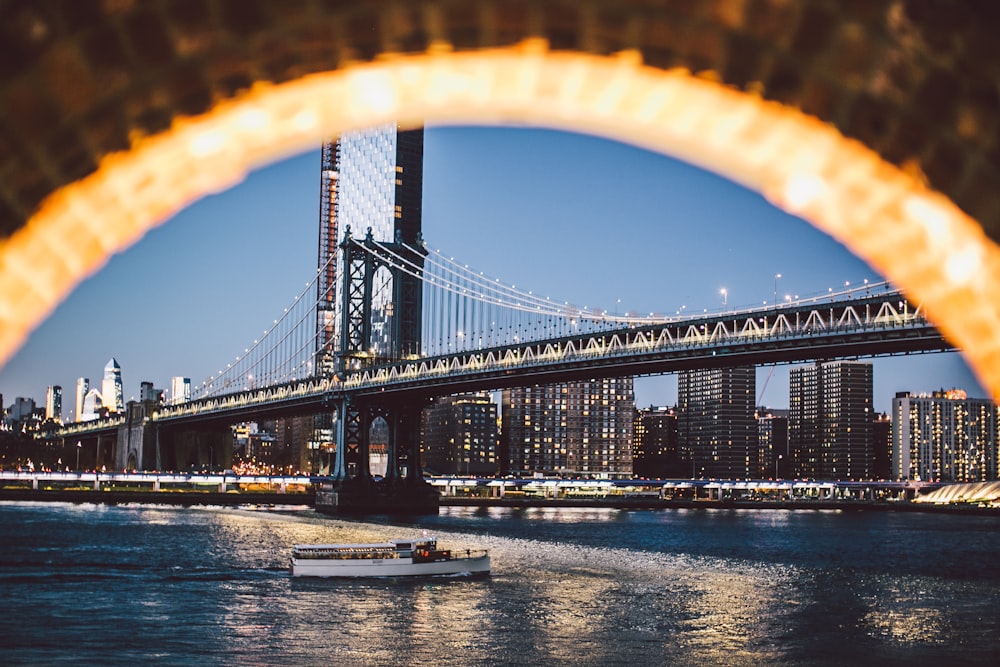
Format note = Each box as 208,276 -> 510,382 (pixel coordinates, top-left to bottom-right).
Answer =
502,379 -> 634,477
892,391 -> 999,482
789,361 -> 873,480
678,366 -> 757,479
421,393 -> 498,475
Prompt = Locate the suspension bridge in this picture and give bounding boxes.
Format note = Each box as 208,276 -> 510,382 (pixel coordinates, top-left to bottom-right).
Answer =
49,127 -> 954,514
157,248 -> 942,423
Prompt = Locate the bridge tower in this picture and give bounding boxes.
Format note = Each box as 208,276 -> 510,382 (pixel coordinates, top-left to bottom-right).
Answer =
314,125 -> 437,514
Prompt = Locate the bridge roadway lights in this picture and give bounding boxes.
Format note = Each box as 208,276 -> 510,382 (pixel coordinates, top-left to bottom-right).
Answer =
314,478 -> 440,516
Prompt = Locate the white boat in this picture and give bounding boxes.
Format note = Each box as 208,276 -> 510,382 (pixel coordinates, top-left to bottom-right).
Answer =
289,537 -> 490,578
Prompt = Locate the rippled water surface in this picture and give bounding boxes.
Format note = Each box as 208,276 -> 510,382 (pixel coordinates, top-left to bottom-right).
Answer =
1,501 -> 998,665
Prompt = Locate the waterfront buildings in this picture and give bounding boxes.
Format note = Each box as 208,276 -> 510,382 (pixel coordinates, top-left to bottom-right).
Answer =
789,361 -> 873,480
677,366 -> 758,479
421,393 -> 498,475
272,416 -> 315,474
632,406 -> 681,478
101,358 -> 124,414
872,413 -> 892,480
74,378 -> 88,422
44,385 -> 62,423
757,407 -> 789,478
892,389 -> 999,482
502,378 -> 634,477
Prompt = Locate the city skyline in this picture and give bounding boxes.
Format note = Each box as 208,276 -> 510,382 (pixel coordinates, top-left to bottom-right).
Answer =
0,125 -> 986,417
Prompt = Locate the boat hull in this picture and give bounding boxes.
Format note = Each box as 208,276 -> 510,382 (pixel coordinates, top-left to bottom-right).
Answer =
290,555 -> 490,578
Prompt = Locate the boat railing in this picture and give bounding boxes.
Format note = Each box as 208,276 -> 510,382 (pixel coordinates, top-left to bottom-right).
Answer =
293,547 -> 399,560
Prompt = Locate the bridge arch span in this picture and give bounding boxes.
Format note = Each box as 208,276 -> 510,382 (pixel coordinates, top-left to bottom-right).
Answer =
1,1 -> 998,395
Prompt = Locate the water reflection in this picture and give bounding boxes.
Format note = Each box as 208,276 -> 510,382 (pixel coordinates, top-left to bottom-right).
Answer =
1,503 -> 998,665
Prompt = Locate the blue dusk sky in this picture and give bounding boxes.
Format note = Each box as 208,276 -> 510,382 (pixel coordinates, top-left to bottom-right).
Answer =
0,126 -> 985,417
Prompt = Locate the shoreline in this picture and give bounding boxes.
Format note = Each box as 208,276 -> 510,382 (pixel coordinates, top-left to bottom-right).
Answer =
0,487 -> 997,515
0,488 -> 314,507
441,496 -> 1000,515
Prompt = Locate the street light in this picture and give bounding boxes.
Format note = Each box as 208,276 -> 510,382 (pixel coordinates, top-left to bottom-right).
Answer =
720,288 -> 727,307
775,453 -> 783,480
76,441 -> 81,471
774,273 -> 781,305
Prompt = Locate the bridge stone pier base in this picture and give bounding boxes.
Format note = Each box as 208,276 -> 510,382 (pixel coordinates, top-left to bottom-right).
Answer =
315,397 -> 439,516
115,400 -> 158,471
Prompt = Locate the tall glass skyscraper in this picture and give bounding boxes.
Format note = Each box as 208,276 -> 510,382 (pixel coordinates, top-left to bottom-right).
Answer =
45,385 -> 62,422
101,358 -> 123,414
74,377 -> 88,422
315,124 -> 424,373
170,376 -> 191,405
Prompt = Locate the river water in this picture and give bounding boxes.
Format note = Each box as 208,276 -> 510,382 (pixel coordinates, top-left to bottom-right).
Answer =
0,501 -> 997,665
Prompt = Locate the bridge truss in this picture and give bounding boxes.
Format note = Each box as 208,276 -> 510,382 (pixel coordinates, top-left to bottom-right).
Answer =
155,286 -> 949,427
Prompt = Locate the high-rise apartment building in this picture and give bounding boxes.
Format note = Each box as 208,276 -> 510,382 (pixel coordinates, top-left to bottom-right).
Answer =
74,377 -> 88,422
892,389 -> 998,482
677,366 -> 758,479
45,385 -> 62,422
872,413 -> 892,480
789,361 -> 873,480
101,358 -> 124,414
422,393 -> 498,475
633,406 -> 682,478
502,378 -> 634,477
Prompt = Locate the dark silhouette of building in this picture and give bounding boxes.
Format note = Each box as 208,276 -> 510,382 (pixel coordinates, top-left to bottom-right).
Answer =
758,407 -> 789,479
633,406 -> 683,478
789,361 -> 873,480
678,366 -> 758,479
871,412 -> 891,480
421,393 -> 498,475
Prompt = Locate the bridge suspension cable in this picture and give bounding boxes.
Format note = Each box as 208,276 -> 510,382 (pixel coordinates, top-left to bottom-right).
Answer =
196,233 -> 895,399
196,253 -> 332,398
360,238 -> 670,356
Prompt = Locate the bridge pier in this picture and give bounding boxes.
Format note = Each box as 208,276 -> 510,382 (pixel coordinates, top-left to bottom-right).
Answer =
316,396 -> 438,515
